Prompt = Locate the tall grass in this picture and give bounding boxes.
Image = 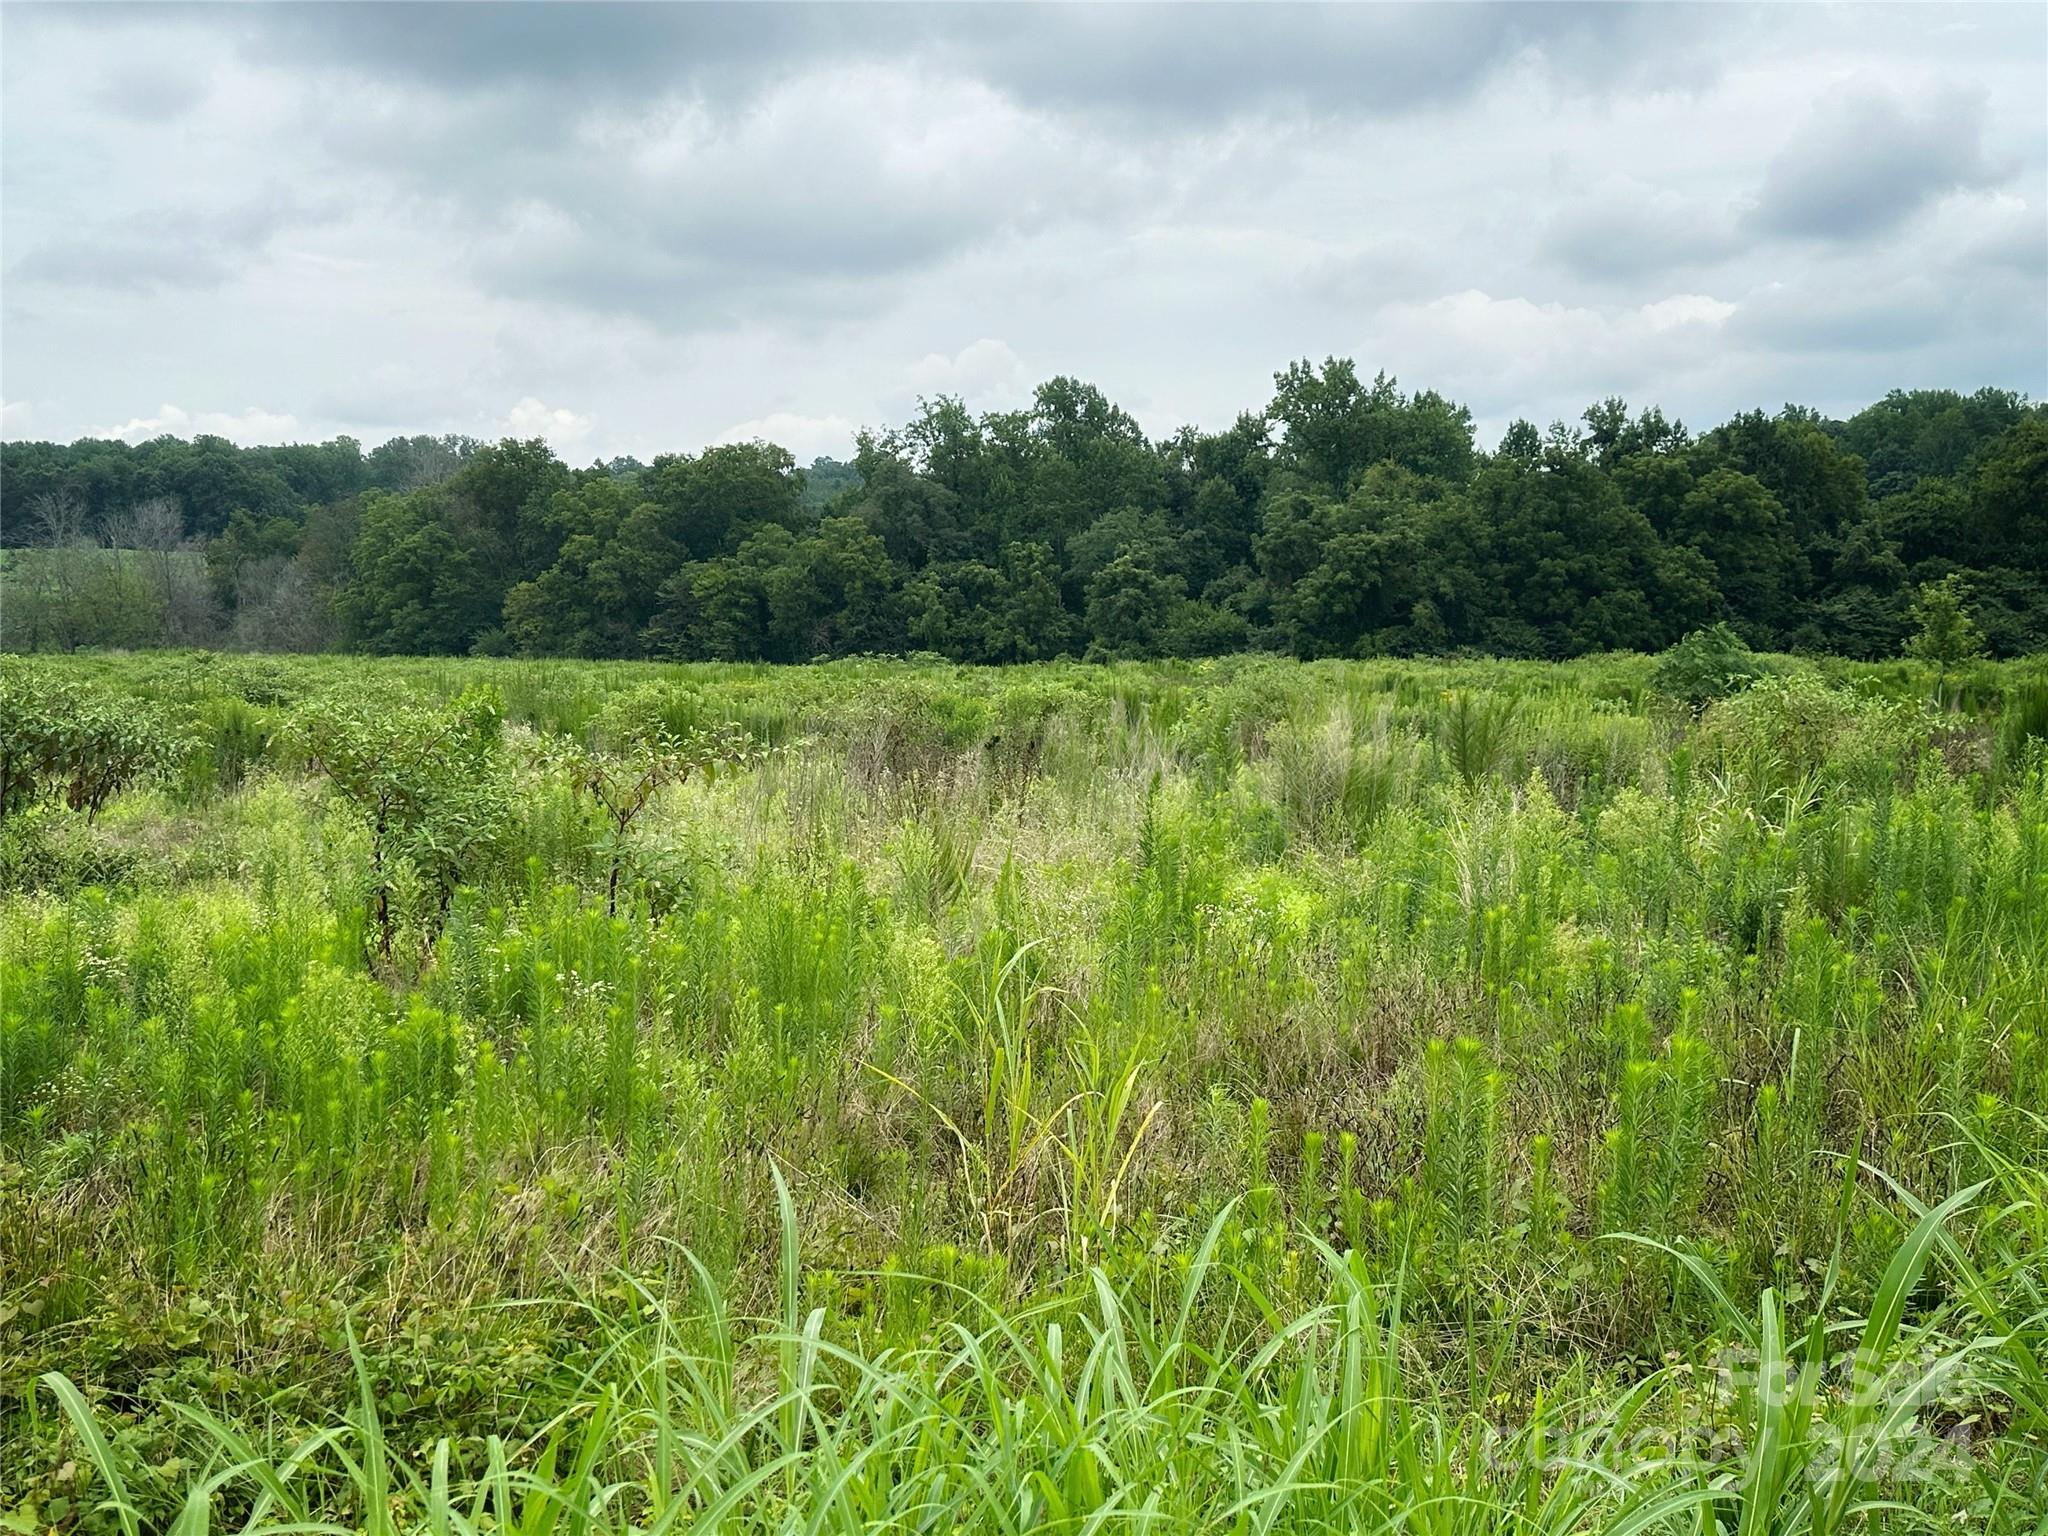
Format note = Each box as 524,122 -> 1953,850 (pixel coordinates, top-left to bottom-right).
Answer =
37,1182 -> 2033,1534
3,649 -> 2044,1529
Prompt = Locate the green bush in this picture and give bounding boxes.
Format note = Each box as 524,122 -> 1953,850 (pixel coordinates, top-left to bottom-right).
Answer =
0,662 -> 182,822
290,684 -> 513,956
1648,623 -> 1771,708
0,802 -> 145,892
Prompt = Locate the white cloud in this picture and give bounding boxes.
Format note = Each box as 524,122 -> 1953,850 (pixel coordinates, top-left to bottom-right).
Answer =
904,339 -> 1029,407
716,412 -> 858,463
0,399 -> 32,439
1640,295 -> 1740,331
500,396 -> 595,452
91,403 -> 305,445
1379,289 -> 1733,361
1371,290 -> 1742,438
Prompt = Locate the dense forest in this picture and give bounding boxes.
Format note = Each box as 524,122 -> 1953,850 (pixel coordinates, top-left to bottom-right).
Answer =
4,362 -> 2043,660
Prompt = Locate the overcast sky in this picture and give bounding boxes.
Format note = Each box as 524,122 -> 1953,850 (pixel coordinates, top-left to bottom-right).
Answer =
3,2 -> 2043,463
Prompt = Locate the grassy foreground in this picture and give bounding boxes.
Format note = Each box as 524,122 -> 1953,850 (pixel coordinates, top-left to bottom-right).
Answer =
3,650 -> 2046,1532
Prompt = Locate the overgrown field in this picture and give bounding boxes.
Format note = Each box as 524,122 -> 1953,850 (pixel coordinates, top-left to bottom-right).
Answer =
3,649 -> 2046,1532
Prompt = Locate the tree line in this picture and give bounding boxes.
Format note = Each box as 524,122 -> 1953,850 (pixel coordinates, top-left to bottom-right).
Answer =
4,362 -> 2043,660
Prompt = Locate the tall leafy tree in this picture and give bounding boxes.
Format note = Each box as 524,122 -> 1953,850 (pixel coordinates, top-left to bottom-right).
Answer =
1085,551 -> 1186,659
1840,387 -> 2031,495
985,541 -> 1077,662
641,441 -> 806,561
766,517 -> 903,659
1472,442 -> 1705,655
1669,468 -> 1804,642
7,363 -> 2040,662
338,487 -> 496,654
1270,358 -> 1476,492
1705,408 -> 1867,592
1971,412 -> 2048,567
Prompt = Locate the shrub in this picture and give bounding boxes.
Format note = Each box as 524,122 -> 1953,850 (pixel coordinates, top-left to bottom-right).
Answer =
1649,623 -> 1771,709
541,723 -> 761,914
0,662 -> 181,822
592,682 -> 712,749
290,685 -> 513,956
1699,671 -> 1930,794
0,802 -> 145,892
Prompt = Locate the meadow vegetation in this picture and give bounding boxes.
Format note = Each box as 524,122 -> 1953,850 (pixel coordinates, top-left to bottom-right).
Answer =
2,646 -> 2046,1532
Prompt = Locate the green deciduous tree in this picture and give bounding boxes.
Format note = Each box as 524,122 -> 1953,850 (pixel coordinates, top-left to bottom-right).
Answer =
1084,552 -> 1186,659
1670,468 -> 1804,643
7,363 -> 2040,665
1905,573 -> 1985,705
